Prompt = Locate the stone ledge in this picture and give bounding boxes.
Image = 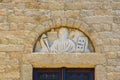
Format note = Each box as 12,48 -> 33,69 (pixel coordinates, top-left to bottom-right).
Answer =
22,53 -> 106,67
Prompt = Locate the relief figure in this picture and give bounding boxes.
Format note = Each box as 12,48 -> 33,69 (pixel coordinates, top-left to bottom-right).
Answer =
50,28 -> 75,53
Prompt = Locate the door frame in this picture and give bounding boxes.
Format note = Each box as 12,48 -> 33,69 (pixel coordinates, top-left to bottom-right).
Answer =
21,53 -> 106,80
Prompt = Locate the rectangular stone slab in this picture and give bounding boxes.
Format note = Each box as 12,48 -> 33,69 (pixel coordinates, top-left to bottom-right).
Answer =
22,53 -> 106,68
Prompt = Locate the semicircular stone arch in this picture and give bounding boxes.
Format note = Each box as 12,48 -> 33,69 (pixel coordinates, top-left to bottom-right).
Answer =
26,18 -> 103,53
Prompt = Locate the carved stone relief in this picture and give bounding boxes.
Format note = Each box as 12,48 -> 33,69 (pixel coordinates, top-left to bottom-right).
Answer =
34,27 -> 94,53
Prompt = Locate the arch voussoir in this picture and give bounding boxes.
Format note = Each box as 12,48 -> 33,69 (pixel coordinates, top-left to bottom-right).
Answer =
29,17 -> 102,53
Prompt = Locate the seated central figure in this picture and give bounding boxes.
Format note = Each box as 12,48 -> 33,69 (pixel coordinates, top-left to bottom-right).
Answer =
51,28 -> 75,53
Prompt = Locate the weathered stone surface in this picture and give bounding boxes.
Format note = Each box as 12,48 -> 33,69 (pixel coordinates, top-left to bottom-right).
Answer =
0,0 -> 119,80
9,23 -> 18,30
108,59 -> 117,66
0,45 -> 24,52
0,23 -> 9,31
21,64 -> 32,80
96,65 -> 107,80
4,71 -> 20,79
22,53 -> 106,66
107,52 -> 117,59
82,16 -> 113,23
65,10 -> 80,18
49,2 -> 64,10
107,72 -> 120,80
0,9 -> 7,16
80,10 -> 95,17
112,2 -> 120,10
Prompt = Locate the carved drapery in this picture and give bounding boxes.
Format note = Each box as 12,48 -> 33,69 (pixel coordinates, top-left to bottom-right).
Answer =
34,27 -> 94,53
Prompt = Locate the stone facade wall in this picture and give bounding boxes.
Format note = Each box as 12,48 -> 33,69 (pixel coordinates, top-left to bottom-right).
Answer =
0,0 -> 120,80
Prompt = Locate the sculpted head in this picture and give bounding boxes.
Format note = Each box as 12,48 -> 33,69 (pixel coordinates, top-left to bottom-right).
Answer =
59,28 -> 69,39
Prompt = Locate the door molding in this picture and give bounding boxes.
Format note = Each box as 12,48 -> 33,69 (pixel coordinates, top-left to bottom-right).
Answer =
21,53 -> 106,80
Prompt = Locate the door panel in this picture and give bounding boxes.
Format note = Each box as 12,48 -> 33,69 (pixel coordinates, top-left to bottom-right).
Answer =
33,68 -> 62,80
33,68 -> 94,80
66,68 -> 94,80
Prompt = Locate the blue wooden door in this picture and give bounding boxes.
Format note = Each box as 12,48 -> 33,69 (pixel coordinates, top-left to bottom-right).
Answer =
33,68 -> 94,80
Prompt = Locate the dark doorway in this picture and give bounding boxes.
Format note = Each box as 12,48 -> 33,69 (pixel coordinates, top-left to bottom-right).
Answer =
33,68 -> 94,80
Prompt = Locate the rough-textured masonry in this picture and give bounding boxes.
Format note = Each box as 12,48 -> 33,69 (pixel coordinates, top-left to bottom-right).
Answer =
0,0 -> 120,80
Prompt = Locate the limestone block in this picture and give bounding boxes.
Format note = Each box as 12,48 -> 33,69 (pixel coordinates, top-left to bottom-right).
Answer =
0,16 -> 6,23
34,15 -> 50,23
116,59 -> 120,65
74,0 -> 105,2
0,65 -> 5,72
24,10 -> 50,17
113,16 -> 120,24
82,16 -> 113,23
61,17 -> 67,26
106,66 -> 115,72
9,23 -> 18,30
0,3 -> 15,9
25,2 -> 39,9
65,3 -> 81,10
112,2 -> 120,10
107,72 -> 120,80
8,58 -> 20,65
24,23 -> 37,31
22,64 -> 32,80
4,71 -> 20,79
64,10 -> 80,18
95,9 -> 112,16
17,23 -> 25,30
107,52 -> 117,59
39,0 -> 56,2
5,65 -> 20,72
0,38 -> 8,44
103,46 -> 120,52
81,2 -> 102,10
107,72 -> 114,80
49,2 -> 64,10
6,35 -> 24,44
112,23 -> 120,31
14,8 -> 24,16
0,44 -> 24,52
118,51 -> 120,57
113,0 -> 120,2
15,2 -> 26,9
99,32 -> 115,39
35,25 -> 46,34
108,59 -> 117,66
54,18 -> 61,27
92,23 -> 102,32
0,9 -> 7,16
24,10 -> 40,16
14,0 -> 37,2
39,3 -> 49,9
102,23 -> 112,31
51,10 -> 64,18
101,2 -> 112,9
95,65 -> 107,80
8,14 -> 39,23
110,39 -> 120,46
0,52 -> 6,58
0,23 -> 9,31
66,18 -> 75,27
22,53 -> 106,66
114,10 -> 120,16
115,66 -> 120,72
0,0 -> 12,2
80,10 -> 95,17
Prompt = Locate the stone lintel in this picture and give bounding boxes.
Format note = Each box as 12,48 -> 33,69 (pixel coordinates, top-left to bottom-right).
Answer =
22,53 -> 106,67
